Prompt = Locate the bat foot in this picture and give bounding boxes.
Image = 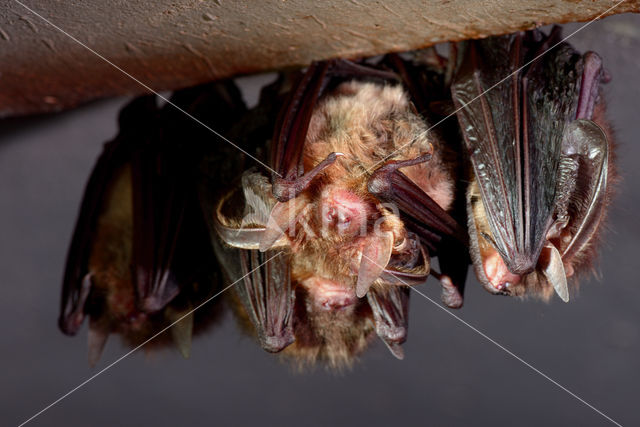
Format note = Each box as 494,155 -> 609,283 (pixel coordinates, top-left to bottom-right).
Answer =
273,152 -> 343,202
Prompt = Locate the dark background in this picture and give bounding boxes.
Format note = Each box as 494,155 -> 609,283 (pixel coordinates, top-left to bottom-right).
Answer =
1,15 -> 639,427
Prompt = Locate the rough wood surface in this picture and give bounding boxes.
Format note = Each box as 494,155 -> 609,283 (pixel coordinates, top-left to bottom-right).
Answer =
1,0 -> 638,116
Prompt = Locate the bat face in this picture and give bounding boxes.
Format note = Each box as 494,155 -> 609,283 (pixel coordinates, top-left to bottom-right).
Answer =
452,28 -> 615,301
214,76 -> 458,366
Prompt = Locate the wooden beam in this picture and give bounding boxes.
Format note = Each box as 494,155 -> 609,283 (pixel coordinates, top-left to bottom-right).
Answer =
1,0 -> 638,116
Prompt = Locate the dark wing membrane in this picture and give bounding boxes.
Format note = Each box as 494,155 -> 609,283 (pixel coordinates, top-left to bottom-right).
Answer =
271,62 -> 331,181
367,285 -> 410,360
368,166 -> 464,253
452,35 -> 524,272
521,34 -> 582,271
237,250 -> 295,353
452,31 -> 581,274
59,97 -> 157,335
130,137 -> 186,313
379,52 -> 470,301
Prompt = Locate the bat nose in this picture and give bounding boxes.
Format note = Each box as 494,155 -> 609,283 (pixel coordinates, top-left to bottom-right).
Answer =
484,250 -> 522,291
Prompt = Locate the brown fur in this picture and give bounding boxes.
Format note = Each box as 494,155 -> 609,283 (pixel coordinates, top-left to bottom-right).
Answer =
467,91 -> 618,301
263,81 -> 456,366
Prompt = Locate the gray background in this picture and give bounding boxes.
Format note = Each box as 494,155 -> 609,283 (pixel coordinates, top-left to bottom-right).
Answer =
1,15 -> 639,427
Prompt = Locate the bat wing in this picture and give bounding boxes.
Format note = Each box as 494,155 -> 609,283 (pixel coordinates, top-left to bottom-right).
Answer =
238,249 -> 295,353
368,160 -> 465,254
212,170 -> 294,353
129,135 -> 186,312
60,95 -> 205,335
367,285 -> 410,360
452,29 -> 582,275
371,52 -> 470,306
59,97 -> 157,335
558,120 -> 610,262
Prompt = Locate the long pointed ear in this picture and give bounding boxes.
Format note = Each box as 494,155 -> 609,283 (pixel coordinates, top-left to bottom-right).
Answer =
380,233 -> 430,287
558,120 -> 610,263
88,319 -> 109,368
259,200 -> 306,252
166,306 -> 194,359
214,171 -> 283,250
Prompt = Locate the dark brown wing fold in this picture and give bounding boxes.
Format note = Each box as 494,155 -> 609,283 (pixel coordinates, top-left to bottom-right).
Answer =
238,250 -> 295,353
452,28 -> 583,275
59,97 -> 157,335
367,285 -> 410,360
130,137 -> 186,312
368,165 -> 465,253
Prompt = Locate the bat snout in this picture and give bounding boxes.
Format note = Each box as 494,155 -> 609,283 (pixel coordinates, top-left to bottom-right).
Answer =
483,250 -> 523,292
319,187 -> 371,237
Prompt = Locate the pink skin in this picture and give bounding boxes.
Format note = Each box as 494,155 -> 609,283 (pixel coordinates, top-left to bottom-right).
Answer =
302,276 -> 357,310
483,250 -> 521,291
319,187 -> 371,236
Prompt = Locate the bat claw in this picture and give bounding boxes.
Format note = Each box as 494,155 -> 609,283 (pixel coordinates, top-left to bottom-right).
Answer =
273,152 -> 342,202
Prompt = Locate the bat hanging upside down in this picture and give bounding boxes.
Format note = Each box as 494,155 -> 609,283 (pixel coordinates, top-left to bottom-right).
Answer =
211,57 -> 467,366
451,27 -> 616,301
58,26 -> 616,368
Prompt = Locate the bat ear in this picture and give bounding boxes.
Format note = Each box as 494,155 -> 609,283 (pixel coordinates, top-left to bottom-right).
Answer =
356,231 -> 394,298
87,320 -> 109,368
557,120 -> 609,264
382,340 -> 405,360
166,306 -> 193,359
542,244 -> 570,302
213,172 -> 286,250
259,201 -> 295,252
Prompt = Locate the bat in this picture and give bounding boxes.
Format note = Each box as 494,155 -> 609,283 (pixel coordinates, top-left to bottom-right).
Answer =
207,55 -> 466,367
57,82 -> 245,365
451,27 -> 615,301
